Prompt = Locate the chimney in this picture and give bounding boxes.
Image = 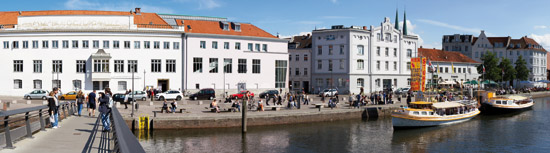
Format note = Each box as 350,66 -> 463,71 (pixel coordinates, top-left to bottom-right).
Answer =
420,46 -> 423,48
135,8 -> 141,15
363,26 -> 367,30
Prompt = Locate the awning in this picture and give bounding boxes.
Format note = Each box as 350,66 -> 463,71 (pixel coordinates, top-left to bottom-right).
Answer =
464,80 -> 479,85
481,80 -> 497,84
432,102 -> 463,109
536,80 -> 550,83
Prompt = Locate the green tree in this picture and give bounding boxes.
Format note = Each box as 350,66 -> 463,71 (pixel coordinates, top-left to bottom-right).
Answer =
477,51 -> 501,81
498,58 -> 516,85
514,55 -> 530,81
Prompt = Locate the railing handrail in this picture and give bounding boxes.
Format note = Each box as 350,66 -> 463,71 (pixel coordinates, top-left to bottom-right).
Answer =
0,101 -> 71,117
111,107 -> 145,153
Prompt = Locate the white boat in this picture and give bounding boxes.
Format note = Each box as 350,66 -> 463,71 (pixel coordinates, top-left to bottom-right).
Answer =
481,94 -> 534,114
392,100 -> 480,128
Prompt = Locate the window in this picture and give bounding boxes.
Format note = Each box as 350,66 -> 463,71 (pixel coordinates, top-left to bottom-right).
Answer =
42,40 -> 50,48
339,59 -> 345,70
394,48 -> 397,57
224,42 -> 229,49
62,40 -> 69,48
329,45 -> 334,55
475,52 -> 479,58
289,55 -> 292,61
407,49 -> 412,57
340,45 -> 345,55
118,81 -> 127,91
235,42 -> 241,50
248,43 -> 253,51
394,79 -> 397,86
235,24 -> 241,31
53,60 -> 63,73
224,58 -> 232,73
114,60 -> 124,73
173,42 -> 180,50
93,60 -> 108,72
53,80 -> 61,88
32,40 -> 38,48
253,59 -> 261,74
255,44 -> 260,51
376,61 -> 380,70
144,41 -> 151,49
318,46 -> 322,55
238,59 -> 247,73
262,44 -> 267,52
76,60 -> 86,73
193,58 -> 202,73
153,41 -> 160,49
385,61 -> 389,70
124,41 -> 130,49
128,60 -> 138,73
12,41 -> 19,49
328,60 -> 333,71
407,62 -> 411,70
407,78 -> 411,85
13,60 -> 23,72
375,79 -> 380,87
151,59 -> 161,72
377,47 -> 380,56
394,62 -> 397,70
296,55 -> 300,61
304,68 -> 308,75
357,78 -> 364,87
212,41 -> 218,49
275,60 -> 288,88
295,68 -> 300,76
34,80 -> 42,89
112,41 -> 120,49
357,60 -> 364,70
52,40 -> 58,49
357,45 -> 364,55
103,40 -> 110,49
34,60 -> 42,73
317,60 -> 322,69
163,41 -> 170,49
445,67 -> 449,73
83,40 -> 89,48
377,33 -> 381,41
93,40 -> 99,48
385,48 -> 389,56
14,79 -> 22,89
72,40 -> 78,48
134,41 -> 141,49
23,41 -> 29,49
394,35 -> 397,43
3,41 -> 8,49
73,80 -> 82,90
304,54 -> 308,61
200,41 -> 206,49
209,58 -> 218,73
166,59 -> 176,73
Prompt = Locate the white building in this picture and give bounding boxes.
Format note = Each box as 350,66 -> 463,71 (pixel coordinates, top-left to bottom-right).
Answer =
288,35 -> 312,93
311,14 -> 419,94
418,48 -> 481,83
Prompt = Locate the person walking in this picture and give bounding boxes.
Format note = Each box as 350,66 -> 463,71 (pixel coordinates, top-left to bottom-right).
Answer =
304,94 -> 309,105
86,90 -> 97,117
76,90 -> 84,117
98,88 -> 113,132
47,88 -> 60,129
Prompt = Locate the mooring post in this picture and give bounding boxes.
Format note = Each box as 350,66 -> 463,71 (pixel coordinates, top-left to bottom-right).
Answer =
242,98 -> 247,133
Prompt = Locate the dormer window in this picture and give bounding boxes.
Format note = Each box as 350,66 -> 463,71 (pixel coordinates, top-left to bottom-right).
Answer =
221,21 -> 229,31
233,22 -> 241,32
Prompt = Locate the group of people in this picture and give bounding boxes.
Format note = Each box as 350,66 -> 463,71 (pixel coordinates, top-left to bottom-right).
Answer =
161,99 -> 178,113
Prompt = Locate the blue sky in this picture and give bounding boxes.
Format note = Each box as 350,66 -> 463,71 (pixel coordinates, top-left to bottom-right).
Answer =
4,0 -> 550,49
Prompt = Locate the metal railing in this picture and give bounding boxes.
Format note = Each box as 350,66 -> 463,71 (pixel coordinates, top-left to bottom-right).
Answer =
110,107 -> 145,153
0,101 -> 76,149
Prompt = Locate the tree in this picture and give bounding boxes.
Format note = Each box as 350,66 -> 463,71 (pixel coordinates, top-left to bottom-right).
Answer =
514,55 -> 530,81
477,51 -> 501,81
498,58 -> 516,86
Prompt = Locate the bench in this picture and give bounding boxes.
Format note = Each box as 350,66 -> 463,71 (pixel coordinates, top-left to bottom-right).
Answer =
265,105 -> 283,111
315,104 -> 324,108
153,108 -> 186,117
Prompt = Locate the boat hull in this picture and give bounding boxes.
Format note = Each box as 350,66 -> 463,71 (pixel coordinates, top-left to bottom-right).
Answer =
392,111 -> 479,128
480,102 -> 533,114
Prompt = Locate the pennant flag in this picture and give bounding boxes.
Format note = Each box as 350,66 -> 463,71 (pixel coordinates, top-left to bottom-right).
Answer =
451,62 -> 455,74
483,65 -> 486,73
437,63 -> 440,74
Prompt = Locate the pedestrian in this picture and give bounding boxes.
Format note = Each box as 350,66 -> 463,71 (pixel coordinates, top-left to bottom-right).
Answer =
86,90 -> 97,117
98,88 -> 113,132
265,94 -> 270,106
76,90 -> 84,117
277,94 -> 282,105
47,88 -> 60,129
321,94 -> 325,103
304,94 -> 309,105
171,100 -> 177,113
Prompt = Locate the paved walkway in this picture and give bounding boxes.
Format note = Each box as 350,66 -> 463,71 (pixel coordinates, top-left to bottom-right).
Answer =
0,115 -> 112,153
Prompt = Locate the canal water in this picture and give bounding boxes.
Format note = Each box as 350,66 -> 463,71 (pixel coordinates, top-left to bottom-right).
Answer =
137,97 -> 550,153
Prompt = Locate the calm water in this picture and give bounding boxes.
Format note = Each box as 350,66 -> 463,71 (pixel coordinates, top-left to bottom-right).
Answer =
137,97 -> 550,153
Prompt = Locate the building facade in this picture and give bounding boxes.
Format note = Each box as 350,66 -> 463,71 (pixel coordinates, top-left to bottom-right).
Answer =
288,35 -> 312,93
311,16 -> 418,95
418,48 -> 481,83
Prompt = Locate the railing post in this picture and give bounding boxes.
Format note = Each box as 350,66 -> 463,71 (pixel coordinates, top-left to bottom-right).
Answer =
4,116 -> 14,149
62,104 -> 67,120
39,109 -> 46,131
25,112 -> 33,138
68,102 -> 73,115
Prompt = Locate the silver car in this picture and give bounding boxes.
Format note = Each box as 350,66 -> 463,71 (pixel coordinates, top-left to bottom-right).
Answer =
129,91 -> 148,101
24,90 -> 49,100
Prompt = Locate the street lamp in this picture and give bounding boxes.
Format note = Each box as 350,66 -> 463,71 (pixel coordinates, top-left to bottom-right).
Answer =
131,65 -> 135,117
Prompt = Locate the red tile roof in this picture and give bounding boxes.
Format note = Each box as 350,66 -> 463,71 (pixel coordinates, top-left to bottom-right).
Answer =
177,19 -> 277,38
418,48 -> 480,63
487,37 -> 510,46
507,36 -> 546,52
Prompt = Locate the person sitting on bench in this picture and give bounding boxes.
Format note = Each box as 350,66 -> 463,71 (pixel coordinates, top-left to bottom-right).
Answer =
210,99 -> 220,113
257,100 -> 264,111
170,100 -> 177,113
162,100 -> 170,113
232,100 -> 241,112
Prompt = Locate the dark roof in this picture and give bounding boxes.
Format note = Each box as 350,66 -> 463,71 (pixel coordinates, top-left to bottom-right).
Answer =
418,48 -> 480,63
289,35 -> 312,49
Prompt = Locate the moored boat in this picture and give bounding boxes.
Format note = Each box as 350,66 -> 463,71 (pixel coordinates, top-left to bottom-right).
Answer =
480,94 -> 534,114
392,100 -> 480,128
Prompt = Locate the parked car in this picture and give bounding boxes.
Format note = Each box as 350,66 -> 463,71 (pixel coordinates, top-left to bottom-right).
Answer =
394,87 -> 410,95
258,90 -> 279,99
24,90 -> 49,100
129,91 -> 148,101
319,89 -> 338,97
113,93 -> 133,104
155,90 -> 183,101
230,90 -> 254,99
60,91 -> 78,100
189,88 -> 215,100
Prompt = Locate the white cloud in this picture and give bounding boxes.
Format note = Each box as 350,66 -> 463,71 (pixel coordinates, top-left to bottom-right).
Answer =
321,16 -> 354,19
198,0 -> 221,9
417,19 -> 481,34
330,0 -> 338,3
534,25 -> 547,29
530,34 -> 550,49
64,0 -> 175,14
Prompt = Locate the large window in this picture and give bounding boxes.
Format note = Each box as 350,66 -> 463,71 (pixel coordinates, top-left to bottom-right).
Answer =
3,41 -> 8,49
42,40 -> 49,48
173,42 -> 179,50
52,40 -> 58,49
33,40 -> 39,48
72,40 -> 78,48
377,47 -> 380,56
14,79 -> 22,89
124,41 -> 131,49
113,41 -> 120,49
34,60 -> 42,73
304,68 -> 308,76
262,44 -> 267,52
163,41 -> 170,49
166,59 -> 176,72
93,60 -> 108,72
224,58 -> 232,73
224,42 -> 229,49
193,58 -> 202,73
238,59 -> 247,73
235,42 -> 241,50
212,41 -> 218,49
209,58 -> 218,73
295,68 -> 299,76
394,48 -> 397,57
275,60 -> 287,88
153,41 -> 160,49
376,61 -> 380,70
13,41 -> 19,48
317,60 -> 322,69
407,49 -> 412,57
73,80 -> 82,90
103,40 -> 110,49
62,40 -> 69,48
52,80 -> 61,89
144,41 -> 150,49
134,41 -> 141,49
34,80 -> 42,89
255,44 -> 260,51
114,60 -> 124,73
252,59 -> 261,74
151,59 -> 161,72
13,60 -> 23,72
53,60 -> 63,73
385,47 -> 389,56
200,41 -> 206,49
328,60 -> 333,71
317,46 -> 322,55
329,45 -> 333,55
357,60 -> 364,70
248,43 -> 253,51
118,81 -> 127,91
340,45 -> 345,55
304,54 -> 308,61
357,78 -> 364,87
407,62 -> 412,70
76,60 -> 86,73
296,55 -> 300,61
385,61 -> 389,70
357,45 -> 364,55
93,40 -> 99,48
23,41 -> 29,49
83,40 -> 89,48
128,60 -> 138,73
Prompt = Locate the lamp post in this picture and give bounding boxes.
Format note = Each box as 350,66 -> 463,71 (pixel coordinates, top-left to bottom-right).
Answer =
131,65 -> 135,117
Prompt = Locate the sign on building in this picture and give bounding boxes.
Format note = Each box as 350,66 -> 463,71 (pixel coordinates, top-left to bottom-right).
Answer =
411,57 -> 427,92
